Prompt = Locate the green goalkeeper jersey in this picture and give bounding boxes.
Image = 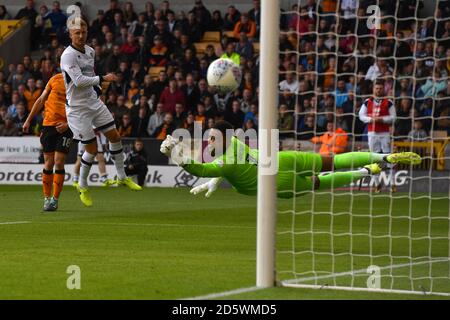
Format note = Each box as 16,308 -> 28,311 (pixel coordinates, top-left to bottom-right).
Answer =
182,136 -> 323,198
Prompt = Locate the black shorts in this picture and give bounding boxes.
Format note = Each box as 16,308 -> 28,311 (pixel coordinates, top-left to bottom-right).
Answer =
40,126 -> 74,154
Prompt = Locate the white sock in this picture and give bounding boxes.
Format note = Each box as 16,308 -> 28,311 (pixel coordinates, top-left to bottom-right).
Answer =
73,174 -> 79,183
109,141 -> 126,180
371,153 -> 390,163
80,152 -> 95,189
358,168 -> 371,177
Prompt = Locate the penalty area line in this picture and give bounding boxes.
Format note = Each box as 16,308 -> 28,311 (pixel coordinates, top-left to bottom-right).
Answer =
181,286 -> 264,300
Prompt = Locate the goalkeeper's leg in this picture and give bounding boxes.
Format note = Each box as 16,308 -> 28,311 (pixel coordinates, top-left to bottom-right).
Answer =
295,164 -> 380,194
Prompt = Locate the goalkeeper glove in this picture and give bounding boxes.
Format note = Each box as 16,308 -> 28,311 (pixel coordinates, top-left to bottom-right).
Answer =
190,177 -> 223,198
160,135 -> 189,166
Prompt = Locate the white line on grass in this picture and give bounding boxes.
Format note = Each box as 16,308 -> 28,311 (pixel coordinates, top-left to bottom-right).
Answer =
32,221 -> 256,230
183,258 -> 450,300
182,286 -> 263,300
282,258 -> 450,284
0,221 -> 31,225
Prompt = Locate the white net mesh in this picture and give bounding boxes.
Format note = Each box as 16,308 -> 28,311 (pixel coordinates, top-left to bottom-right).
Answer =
275,0 -> 450,295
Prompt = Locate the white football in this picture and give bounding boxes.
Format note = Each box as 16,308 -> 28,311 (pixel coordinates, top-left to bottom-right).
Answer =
207,58 -> 242,94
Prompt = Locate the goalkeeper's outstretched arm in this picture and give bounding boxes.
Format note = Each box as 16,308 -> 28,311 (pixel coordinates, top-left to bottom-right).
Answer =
160,135 -> 224,178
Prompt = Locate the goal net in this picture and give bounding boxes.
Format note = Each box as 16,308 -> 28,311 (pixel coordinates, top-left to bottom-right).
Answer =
273,0 -> 450,296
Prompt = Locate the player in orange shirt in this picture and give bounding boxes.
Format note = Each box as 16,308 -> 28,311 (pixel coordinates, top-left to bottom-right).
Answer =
23,73 -> 73,212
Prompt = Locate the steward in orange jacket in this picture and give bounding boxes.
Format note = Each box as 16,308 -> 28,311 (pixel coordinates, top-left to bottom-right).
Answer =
311,122 -> 348,156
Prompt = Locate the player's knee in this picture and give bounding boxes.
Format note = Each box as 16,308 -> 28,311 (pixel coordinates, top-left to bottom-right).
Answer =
104,129 -> 121,143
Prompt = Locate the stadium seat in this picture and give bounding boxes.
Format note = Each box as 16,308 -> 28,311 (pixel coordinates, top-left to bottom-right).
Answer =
148,66 -> 165,79
223,31 -> 236,39
201,31 -> 221,42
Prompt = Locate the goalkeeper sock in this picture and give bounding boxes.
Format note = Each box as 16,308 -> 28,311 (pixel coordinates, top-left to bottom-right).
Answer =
80,152 -> 95,189
53,169 -> 65,199
333,152 -> 387,170
109,141 -> 126,180
317,168 -> 369,190
42,169 -> 53,198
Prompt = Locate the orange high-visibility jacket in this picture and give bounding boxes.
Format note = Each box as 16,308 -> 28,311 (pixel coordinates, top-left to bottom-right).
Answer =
311,128 -> 348,155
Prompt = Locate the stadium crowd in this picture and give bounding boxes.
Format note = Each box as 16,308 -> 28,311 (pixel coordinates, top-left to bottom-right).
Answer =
0,0 -> 449,150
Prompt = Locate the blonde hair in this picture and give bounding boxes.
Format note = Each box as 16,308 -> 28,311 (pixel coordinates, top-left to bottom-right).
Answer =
67,17 -> 87,30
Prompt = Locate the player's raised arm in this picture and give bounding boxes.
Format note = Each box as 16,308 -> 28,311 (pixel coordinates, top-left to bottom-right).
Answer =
23,87 -> 50,133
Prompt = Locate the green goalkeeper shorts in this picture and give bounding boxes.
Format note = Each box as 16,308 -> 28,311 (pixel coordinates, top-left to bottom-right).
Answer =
276,151 -> 323,198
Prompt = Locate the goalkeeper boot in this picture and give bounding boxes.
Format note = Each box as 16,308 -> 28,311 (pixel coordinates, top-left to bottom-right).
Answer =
77,186 -> 93,207
364,163 -> 381,175
116,177 -> 142,191
385,152 -> 421,165
101,178 -> 116,187
48,197 -> 59,211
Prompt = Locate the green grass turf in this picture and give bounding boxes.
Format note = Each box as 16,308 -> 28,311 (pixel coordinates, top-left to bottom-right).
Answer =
0,185 -> 448,300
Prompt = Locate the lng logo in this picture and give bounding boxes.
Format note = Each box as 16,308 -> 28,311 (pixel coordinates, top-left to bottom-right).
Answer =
351,170 -> 409,187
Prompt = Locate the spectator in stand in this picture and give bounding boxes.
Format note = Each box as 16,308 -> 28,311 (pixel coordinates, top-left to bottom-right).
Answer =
0,115 -> 21,136
115,26 -> 129,47
408,120 -> 428,141
191,0 -> 212,31
279,72 -> 299,94
45,1 -> 67,39
183,74 -> 200,113
7,92 -> 21,118
183,111 -> 196,135
311,121 -> 348,156
223,5 -> 241,31
181,49 -> 200,75
195,102 -> 207,130
233,13 -> 257,40
203,45 -> 219,64
173,103 -> 187,128
297,114 -> 316,140
125,139 -> 148,187
13,102 -> 28,132
147,103 -> 164,137
159,79 -> 185,114
278,104 -> 294,139
221,43 -> 241,66
149,35 -> 169,67
90,10 -> 107,40
248,0 -> 261,38
184,12 -> 204,43
123,1 -> 138,26
0,5 -> 11,20
23,78 -> 42,113
417,70 -> 447,98
225,99 -> 245,129
105,0 -> 123,27
15,0 -> 39,49
131,106 -> 149,137
235,33 -> 254,59
334,79 -> 349,108
118,112 -> 133,137
120,34 -> 139,64
153,113 -> 176,140
209,10 -> 224,31
204,95 -> 218,120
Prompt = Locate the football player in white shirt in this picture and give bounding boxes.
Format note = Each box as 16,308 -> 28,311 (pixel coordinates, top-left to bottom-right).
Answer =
61,19 -> 141,207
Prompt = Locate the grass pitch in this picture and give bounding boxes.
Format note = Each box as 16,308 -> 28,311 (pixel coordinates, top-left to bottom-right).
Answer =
0,185 -> 448,299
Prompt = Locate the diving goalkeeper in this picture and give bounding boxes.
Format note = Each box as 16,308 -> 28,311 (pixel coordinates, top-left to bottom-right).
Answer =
160,121 -> 421,199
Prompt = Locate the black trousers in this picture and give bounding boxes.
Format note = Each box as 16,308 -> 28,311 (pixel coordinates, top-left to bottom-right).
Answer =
125,165 -> 148,186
